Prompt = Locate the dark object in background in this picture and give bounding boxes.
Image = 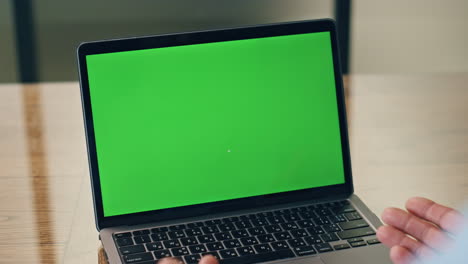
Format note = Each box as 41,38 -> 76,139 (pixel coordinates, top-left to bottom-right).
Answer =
11,1 -> 351,83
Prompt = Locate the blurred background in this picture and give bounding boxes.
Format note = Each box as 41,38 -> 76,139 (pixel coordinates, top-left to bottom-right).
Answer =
1,0 -> 467,83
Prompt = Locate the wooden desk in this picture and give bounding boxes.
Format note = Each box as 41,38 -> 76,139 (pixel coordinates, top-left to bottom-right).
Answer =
1,75 -> 467,263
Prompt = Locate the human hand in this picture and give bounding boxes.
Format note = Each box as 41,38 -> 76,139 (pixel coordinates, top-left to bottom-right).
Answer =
157,254 -> 219,264
376,197 -> 465,264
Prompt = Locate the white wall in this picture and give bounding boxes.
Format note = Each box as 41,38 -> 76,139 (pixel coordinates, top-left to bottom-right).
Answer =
4,0 -> 466,82
351,0 -> 468,73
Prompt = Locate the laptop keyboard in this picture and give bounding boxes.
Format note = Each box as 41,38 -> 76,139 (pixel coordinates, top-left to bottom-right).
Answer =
113,200 -> 381,264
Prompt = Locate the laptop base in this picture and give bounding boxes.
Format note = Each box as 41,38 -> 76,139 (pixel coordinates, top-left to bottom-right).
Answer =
100,195 -> 391,264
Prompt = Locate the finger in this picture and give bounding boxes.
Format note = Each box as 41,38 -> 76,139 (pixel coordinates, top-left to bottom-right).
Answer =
405,197 -> 465,234
381,207 -> 453,250
157,257 -> 183,264
376,225 -> 435,259
390,245 -> 415,264
199,255 -> 219,264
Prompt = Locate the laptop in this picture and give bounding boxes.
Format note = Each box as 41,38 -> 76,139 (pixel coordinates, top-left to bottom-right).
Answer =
77,19 -> 392,264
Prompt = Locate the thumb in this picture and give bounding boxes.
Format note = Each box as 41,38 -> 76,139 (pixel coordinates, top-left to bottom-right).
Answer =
157,257 -> 183,264
199,255 -> 219,264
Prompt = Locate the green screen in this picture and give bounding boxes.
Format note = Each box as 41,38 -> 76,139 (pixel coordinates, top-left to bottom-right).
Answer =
86,31 -> 345,217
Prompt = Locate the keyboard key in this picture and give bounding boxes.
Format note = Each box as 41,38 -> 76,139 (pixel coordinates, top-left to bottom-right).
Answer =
198,234 -> 215,243
283,213 -> 301,222
189,244 -> 207,254
185,228 -> 203,236
264,224 -> 282,233
257,211 -> 274,218
267,216 -> 286,224
187,222 -> 204,228
214,232 -> 233,241
151,232 -> 168,241
235,221 -> 253,229
333,204 -> 356,214
271,241 -> 289,250
223,216 -> 240,223
257,234 -> 275,243
328,214 -> 347,223
218,249 -> 294,264
153,249 -> 172,259
116,237 -> 134,247
202,226 -> 219,234
248,227 -> 266,236
297,220 -> 314,228
250,218 -> 268,226
247,214 -> 257,220
240,215 -> 250,221
254,243 -> 272,253
169,224 -> 187,230
171,247 -> 190,256
120,245 -> 145,255
223,239 -> 242,248
134,235 -> 151,244
320,233 -> 340,242
367,238 -> 381,245
114,232 -> 131,238
339,219 -> 369,230
151,226 -> 169,233
290,207 -> 300,212
218,223 -> 235,232
168,230 -> 186,239
334,243 -> 351,250
240,237 -> 259,246
237,246 -> 255,256
299,211 -> 315,219
281,222 -> 299,230
345,212 -> 362,221
273,231 -> 292,240
184,254 -> 201,264
304,235 -> 322,245
347,237 -> 364,243
350,241 -> 367,247
312,217 -> 330,225
206,242 -> 224,251
290,229 -> 308,238
146,242 -> 164,251
337,227 -> 376,240
276,209 -> 291,215
306,226 -> 325,235
180,237 -> 198,246
316,203 -> 326,209
204,219 -> 222,226
315,243 -> 333,253
287,238 -> 306,247
232,229 -> 249,238
133,229 -> 150,236
294,245 -> 317,256
163,239 -> 181,248
322,224 -> 341,233
315,208 -> 333,217
124,252 -> 154,263
219,249 -> 238,258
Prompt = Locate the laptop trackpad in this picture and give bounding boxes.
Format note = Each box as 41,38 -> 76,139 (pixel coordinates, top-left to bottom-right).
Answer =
320,244 -> 392,264
272,256 -> 325,264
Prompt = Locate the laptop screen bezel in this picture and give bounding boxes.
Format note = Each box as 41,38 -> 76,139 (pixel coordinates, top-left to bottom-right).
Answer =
77,19 -> 354,230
